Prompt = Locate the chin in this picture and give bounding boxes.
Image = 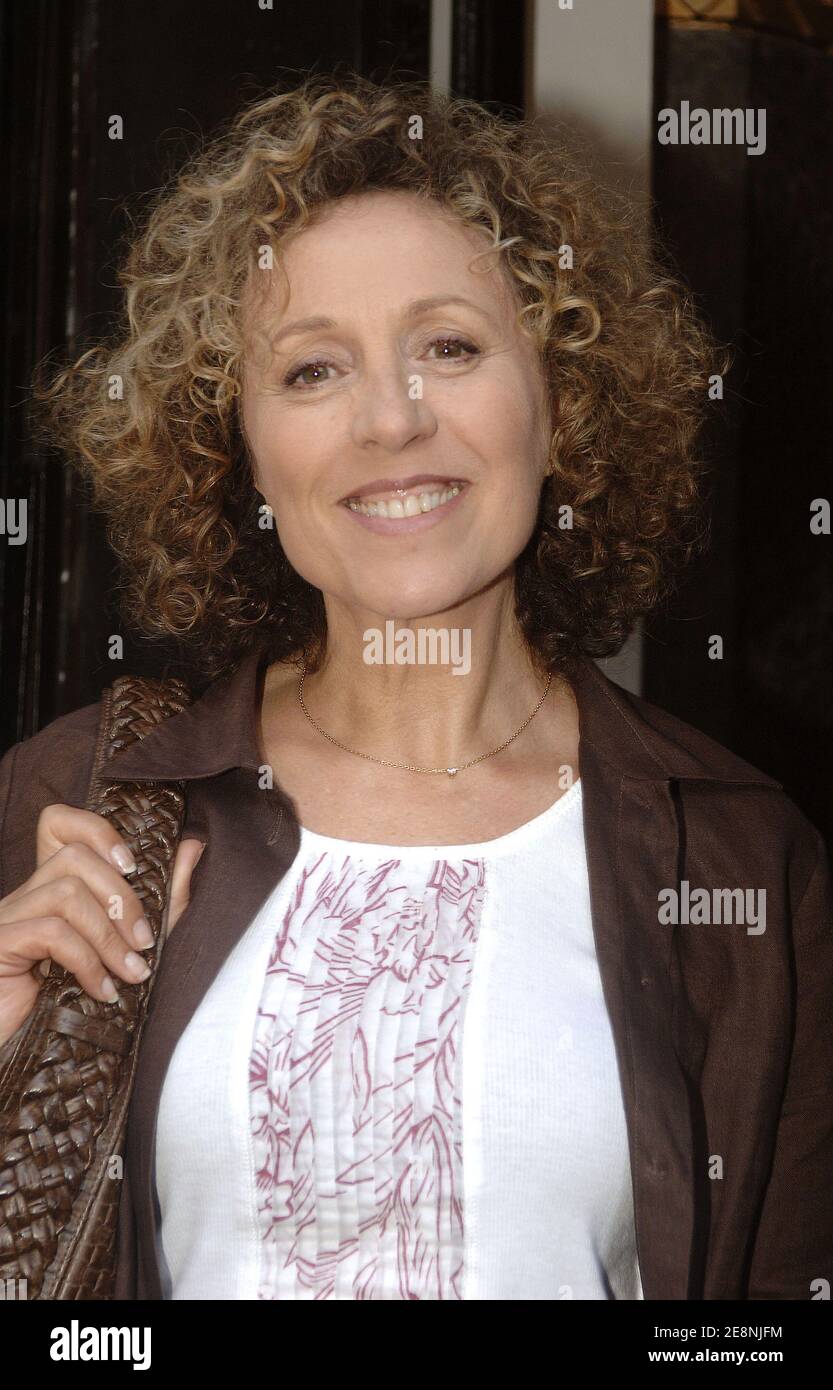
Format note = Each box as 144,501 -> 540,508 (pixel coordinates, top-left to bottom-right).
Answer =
349,575 -> 476,621
351,598 -> 464,626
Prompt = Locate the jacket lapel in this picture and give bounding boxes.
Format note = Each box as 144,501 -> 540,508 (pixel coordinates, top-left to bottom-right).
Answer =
581,751 -> 695,1298
568,657 -> 781,1299
130,769 -> 300,1298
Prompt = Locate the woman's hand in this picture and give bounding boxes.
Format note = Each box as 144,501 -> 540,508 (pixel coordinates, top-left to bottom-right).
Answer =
0,803 -> 205,1048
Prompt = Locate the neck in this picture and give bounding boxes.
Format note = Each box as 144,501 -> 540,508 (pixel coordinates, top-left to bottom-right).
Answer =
290,582 -> 560,771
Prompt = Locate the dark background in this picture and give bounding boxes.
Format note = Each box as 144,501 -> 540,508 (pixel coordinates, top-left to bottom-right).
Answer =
1,0 -> 831,846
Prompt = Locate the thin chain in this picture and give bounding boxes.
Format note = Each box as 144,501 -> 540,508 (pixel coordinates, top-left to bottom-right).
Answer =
297,656 -> 553,777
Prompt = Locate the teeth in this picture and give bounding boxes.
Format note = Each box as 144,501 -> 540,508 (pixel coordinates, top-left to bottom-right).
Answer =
348,484 -> 461,518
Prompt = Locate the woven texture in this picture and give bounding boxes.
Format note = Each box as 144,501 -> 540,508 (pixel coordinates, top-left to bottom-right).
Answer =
0,674 -> 190,1299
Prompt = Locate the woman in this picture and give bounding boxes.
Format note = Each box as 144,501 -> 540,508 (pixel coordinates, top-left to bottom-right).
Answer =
0,73 -> 830,1301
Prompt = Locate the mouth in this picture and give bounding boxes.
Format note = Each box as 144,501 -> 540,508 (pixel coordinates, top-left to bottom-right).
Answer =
340,474 -> 469,521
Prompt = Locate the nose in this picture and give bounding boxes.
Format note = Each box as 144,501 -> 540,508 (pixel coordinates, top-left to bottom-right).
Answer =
349,355 -> 438,454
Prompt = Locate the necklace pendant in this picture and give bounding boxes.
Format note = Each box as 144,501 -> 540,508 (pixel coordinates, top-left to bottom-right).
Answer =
446,767 -> 458,777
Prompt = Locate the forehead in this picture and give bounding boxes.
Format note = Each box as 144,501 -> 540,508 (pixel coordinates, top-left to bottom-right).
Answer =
241,189 -> 521,335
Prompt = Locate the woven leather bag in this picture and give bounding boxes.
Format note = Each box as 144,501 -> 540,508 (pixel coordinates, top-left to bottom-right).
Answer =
0,673 -> 191,1300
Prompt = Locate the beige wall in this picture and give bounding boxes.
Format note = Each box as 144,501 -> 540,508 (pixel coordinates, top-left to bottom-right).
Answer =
526,0 -> 655,694
526,0 -> 655,200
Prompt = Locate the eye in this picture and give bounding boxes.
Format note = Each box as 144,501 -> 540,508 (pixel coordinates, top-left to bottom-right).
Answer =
423,336 -> 480,362
282,358 -> 336,389
281,335 -> 480,390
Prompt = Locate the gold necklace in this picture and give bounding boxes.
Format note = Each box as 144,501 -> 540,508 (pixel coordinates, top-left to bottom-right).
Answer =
297,656 -> 553,778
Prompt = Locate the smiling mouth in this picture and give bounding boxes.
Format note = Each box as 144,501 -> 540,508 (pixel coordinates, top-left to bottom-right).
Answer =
341,477 -> 468,519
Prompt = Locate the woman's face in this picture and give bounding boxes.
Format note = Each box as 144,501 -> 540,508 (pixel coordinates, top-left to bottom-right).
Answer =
240,190 -> 551,622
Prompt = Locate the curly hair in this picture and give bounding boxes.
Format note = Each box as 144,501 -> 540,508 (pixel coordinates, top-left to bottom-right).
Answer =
30,70 -> 729,682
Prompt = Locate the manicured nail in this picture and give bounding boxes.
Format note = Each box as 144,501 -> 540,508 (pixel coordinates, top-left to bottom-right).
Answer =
110,843 -> 137,875
133,918 -> 154,949
101,975 -> 119,1003
123,952 -> 152,982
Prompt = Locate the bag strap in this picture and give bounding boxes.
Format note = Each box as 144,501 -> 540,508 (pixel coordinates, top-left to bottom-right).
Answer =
84,672 -> 193,966
0,672 -> 191,1300
62,672 -> 194,1041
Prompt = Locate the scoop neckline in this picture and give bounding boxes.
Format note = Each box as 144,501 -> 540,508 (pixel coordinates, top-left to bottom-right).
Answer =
298,776 -> 582,858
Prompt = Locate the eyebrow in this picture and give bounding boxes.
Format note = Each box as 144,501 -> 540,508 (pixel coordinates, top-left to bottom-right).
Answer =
267,295 -> 498,347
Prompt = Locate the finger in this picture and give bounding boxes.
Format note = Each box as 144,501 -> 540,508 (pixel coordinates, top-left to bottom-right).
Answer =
0,916 -> 123,1003
1,842 -> 152,951
35,803 -> 137,876
167,839 -> 206,935
0,877 -> 152,988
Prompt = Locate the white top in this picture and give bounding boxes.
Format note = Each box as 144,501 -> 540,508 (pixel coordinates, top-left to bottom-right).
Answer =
153,778 -> 644,1300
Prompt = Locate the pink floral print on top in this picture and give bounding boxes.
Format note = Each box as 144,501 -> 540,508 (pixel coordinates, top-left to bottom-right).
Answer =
248,850 -> 486,1300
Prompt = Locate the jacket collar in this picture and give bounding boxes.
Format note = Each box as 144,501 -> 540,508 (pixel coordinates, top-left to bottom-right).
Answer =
102,635 -> 781,789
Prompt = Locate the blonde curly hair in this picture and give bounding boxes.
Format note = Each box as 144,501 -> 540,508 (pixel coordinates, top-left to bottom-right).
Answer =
30,70 -> 729,681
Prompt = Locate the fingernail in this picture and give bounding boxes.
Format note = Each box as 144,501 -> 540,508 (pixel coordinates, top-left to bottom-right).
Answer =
123,951 -> 152,982
133,918 -> 154,949
101,975 -> 120,1003
111,844 -> 137,875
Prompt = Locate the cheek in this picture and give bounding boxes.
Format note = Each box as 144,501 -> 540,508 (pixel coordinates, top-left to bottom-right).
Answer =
477,393 -> 548,501
245,407 -> 310,499
465,362 -> 546,451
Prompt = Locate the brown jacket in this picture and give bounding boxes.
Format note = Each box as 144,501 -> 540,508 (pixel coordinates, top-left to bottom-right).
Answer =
1,642 -> 831,1300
